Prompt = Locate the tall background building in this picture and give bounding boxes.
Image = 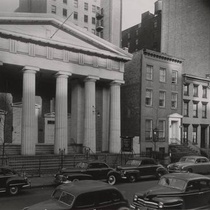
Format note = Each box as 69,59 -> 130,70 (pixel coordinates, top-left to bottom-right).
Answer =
14,0 -> 122,47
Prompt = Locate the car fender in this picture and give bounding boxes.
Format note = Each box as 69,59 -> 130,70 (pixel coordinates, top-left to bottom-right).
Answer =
123,169 -> 140,176
6,177 -> 25,187
107,170 -> 121,179
153,196 -> 184,208
66,173 -> 93,180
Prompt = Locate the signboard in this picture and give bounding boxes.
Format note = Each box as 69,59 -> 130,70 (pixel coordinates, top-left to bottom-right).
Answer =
121,136 -> 133,152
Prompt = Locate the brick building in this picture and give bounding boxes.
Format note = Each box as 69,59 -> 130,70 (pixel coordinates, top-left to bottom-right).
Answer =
122,49 -> 183,154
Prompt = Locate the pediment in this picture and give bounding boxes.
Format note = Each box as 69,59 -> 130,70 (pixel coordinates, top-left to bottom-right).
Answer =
168,113 -> 183,118
0,13 -> 132,61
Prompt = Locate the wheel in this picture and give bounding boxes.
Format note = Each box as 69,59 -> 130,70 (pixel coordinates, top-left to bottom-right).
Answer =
107,174 -> 117,185
8,186 -> 19,195
72,178 -> 79,182
128,175 -> 136,183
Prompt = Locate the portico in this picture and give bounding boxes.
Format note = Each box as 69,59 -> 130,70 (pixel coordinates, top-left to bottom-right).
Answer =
0,13 -> 132,155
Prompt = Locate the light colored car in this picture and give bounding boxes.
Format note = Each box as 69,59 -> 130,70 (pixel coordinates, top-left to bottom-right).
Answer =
167,155 -> 210,174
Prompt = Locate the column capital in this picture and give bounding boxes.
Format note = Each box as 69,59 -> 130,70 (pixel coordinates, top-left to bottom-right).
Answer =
55,71 -> 72,78
110,80 -> 125,86
22,66 -> 40,73
84,75 -> 99,82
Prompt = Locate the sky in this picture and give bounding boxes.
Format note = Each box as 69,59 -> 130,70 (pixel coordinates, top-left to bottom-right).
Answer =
122,0 -> 156,30
0,0 -> 156,30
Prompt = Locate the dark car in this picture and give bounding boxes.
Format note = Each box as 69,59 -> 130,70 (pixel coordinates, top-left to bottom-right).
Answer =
54,160 -> 115,184
167,155 -> 210,175
107,157 -> 168,185
23,180 -> 130,210
131,173 -> 210,210
0,165 -> 31,195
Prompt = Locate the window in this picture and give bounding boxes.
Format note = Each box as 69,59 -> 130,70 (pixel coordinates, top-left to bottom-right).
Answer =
159,91 -> 165,107
202,103 -> 207,118
202,86 -> 207,98
183,84 -> 189,96
192,125 -> 198,144
159,68 -> 166,82
92,17 -> 95,24
183,101 -> 189,117
84,15 -> 88,23
172,70 -> 178,84
63,0 -> 67,4
193,102 -> 198,118
158,120 -> 165,141
135,39 -> 138,45
183,125 -> 188,144
171,93 -> 178,109
92,5 -> 96,13
63,8 -> 67,17
145,120 -> 152,140
146,65 -> 153,80
193,85 -> 199,97
74,12 -> 78,20
51,5 -> 56,14
74,0 -> 78,8
84,2 -> 88,10
145,89 -> 152,106
146,148 -> 152,156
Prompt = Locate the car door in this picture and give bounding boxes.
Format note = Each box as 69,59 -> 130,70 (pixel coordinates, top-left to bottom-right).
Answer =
194,158 -> 209,174
139,159 -> 156,176
0,168 -> 7,191
97,163 -> 111,180
196,179 -> 210,208
86,163 -> 101,179
184,180 -> 203,209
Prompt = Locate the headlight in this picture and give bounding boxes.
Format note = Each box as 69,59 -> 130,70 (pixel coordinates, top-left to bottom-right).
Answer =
133,194 -> 138,201
158,202 -> 164,208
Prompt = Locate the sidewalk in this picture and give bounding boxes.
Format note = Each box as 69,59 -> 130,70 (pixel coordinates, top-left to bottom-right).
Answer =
29,175 -> 56,188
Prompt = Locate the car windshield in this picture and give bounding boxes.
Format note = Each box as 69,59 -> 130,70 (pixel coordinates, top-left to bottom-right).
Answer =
52,189 -> 74,206
126,159 -> 141,166
179,157 -> 196,163
158,177 -> 186,190
75,162 -> 88,169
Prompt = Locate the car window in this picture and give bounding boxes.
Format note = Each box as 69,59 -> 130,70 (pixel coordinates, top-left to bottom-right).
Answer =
75,162 -> 88,169
74,192 -> 95,209
59,191 -> 74,206
98,163 -> 108,168
200,158 -> 208,163
88,163 -> 98,169
186,181 -> 200,192
159,177 -> 186,190
126,159 -> 141,166
180,157 -> 195,163
199,180 -> 210,191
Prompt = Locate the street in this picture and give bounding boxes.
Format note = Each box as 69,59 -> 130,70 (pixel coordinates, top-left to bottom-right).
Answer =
0,178 -> 158,210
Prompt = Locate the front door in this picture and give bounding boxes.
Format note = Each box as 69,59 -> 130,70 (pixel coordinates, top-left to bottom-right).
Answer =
171,121 -> 178,144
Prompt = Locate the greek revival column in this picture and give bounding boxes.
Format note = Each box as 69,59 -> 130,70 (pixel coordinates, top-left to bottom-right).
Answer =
21,66 -> 39,155
109,80 -> 124,153
54,71 -> 71,155
84,76 -> 99,153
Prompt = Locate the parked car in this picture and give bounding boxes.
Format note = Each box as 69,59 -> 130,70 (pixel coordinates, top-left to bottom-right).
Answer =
23,180 -> 130,210
107,157 -> 168,185
0,165 -> 31,195
167,155 -> 210,174
130,172 -> 210,209
54,160 -> 115,184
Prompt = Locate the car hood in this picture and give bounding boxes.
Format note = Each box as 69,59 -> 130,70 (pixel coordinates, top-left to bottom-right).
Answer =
168,162 -> 192,168
25,199 -> 71,210
137,185 -> 182,199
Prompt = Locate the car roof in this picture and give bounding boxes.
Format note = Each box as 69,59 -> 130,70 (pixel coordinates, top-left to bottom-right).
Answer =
163,173 -> 210,181
128,157 -> 155,161
56,180 -> 117,196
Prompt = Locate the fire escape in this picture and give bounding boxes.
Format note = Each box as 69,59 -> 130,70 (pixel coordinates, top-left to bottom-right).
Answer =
96,8 -> 104,35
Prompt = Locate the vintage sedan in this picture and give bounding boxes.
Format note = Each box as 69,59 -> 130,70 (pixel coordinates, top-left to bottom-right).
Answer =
0,165 -> 31,195
131,173 -> 210,210
23,180 -> 130,210
54,160 -> 115,184
107,157 -> 168,185
167,155 -> 210,174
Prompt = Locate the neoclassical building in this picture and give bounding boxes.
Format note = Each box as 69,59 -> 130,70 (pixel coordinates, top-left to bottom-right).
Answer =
0,13 -> 131,155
